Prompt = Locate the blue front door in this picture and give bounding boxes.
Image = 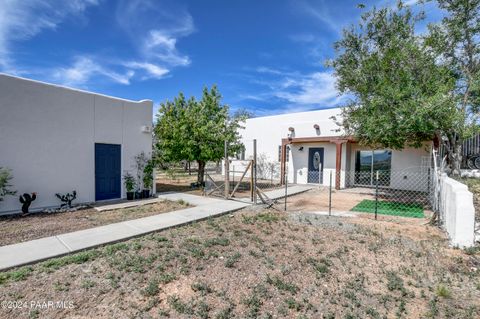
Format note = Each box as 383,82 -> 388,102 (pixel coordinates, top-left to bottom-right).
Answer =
308,147 -> 324,183
95,143 -> 121,201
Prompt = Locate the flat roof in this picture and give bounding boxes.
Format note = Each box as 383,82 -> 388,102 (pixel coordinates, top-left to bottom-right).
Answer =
0,73 -> 152,104
248,106 -> 342,121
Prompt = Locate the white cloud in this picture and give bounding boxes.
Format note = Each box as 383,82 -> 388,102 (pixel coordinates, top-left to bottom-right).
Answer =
0,0 -> 99,71
124,61 -> 170,79
244,67 -> 345,110
274,72 -> 342,105
144,31 -> 191,67
256,66 -> 297,77
0,0 -> 193,87
50,2 -> 195,88
295,0 -> 340,32
53,56 -> 134,86
117,0 -> 194,68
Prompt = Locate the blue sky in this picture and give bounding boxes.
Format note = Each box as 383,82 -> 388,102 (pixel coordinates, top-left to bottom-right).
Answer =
0,0 -> 444,117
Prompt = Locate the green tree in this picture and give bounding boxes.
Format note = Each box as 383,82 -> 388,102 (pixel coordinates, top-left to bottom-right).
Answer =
329,2 -> 457,164
154,86 -> 245,184
425,0 -> 480,173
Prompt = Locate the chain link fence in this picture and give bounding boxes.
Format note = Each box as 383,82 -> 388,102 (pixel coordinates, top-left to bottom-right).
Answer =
155,161 -> 221,193
292,168 -> 434,219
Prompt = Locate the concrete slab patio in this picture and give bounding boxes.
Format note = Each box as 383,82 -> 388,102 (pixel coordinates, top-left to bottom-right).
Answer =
0,185 -> 312,271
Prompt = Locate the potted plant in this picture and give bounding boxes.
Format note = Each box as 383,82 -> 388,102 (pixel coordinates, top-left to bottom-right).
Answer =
142,160 -> 154,198
123,172 -> 136,200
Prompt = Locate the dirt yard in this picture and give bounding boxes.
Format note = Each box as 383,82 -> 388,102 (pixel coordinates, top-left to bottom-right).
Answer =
286,187 -> 375,213
284,187 -> 434,219
0,200 -> 189,247
155,171 -> 204,195
0,205 -> 478,318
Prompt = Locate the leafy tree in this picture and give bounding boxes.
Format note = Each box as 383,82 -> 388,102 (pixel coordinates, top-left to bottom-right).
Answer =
232,108 -> 255,120
425,0 -> 480,173
154,86 -> 245,184
329,2 -> 457,158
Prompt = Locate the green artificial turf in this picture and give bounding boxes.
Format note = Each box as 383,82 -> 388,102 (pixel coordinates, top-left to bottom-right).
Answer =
351,199 -> 424,218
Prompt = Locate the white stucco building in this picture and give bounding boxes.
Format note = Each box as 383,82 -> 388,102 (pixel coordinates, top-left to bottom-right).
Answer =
239,108 -> 432,190
0,74 -> 153,214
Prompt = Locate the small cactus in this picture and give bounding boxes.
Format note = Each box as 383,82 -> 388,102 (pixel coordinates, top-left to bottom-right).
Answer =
19,192 -> 36,215
55,190 -> 77,208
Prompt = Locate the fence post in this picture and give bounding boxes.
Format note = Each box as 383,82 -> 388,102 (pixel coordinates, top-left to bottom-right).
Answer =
284,173 -> 288,211
375,170 -> 379,220
250,160 -> 254,202
253,139 -> 257,204
284,145 -> 290,211
224,140 -> 229,199
329,171 -> 332,216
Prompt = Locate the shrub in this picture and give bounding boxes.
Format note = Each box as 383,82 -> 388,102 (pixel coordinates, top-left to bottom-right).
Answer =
224,252 -> 242,268
143,159 -> 155,190
435,284 -> 451,298
134,152 -> 148,190
0,167 -> 16,202
143,278 -> 160,296
266,275 -> 299,294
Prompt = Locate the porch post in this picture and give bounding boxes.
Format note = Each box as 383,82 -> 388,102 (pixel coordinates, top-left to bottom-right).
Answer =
335,141 -> 343,190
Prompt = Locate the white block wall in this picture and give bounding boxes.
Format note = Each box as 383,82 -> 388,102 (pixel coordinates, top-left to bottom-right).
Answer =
0,74 -> 153,214
439,174 -> 475,248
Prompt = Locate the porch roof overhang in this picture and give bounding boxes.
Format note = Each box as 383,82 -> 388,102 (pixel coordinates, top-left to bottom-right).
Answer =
281,135 -> 356,145
280,135 -> 355,190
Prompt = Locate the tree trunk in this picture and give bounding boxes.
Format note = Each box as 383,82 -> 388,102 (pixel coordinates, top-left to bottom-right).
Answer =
449,143 -> 462,176
197,160 -> 205,185
444,135 -> 462,176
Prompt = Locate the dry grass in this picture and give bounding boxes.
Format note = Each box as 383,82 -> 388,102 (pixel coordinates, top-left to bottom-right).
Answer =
0,206 -> 479,318
0,200 -> 189,246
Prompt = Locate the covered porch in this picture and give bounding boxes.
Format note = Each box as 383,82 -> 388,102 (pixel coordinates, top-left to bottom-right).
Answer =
280,136 -> 355,189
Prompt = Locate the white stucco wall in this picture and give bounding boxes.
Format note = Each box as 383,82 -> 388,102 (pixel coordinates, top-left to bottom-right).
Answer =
0,74 -> 152,214
439,174 -> 475,248
240,108 -> 344,163
239,108 -> 431,191
348,144 -> 431,191
289,142 -> 347,186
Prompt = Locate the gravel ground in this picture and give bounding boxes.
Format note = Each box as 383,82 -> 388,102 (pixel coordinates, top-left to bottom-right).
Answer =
0,200 -> 189,246
0,207 -> 478,319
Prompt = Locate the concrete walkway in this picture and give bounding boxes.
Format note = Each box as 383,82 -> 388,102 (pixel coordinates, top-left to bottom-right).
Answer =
0,185 -> 312,271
